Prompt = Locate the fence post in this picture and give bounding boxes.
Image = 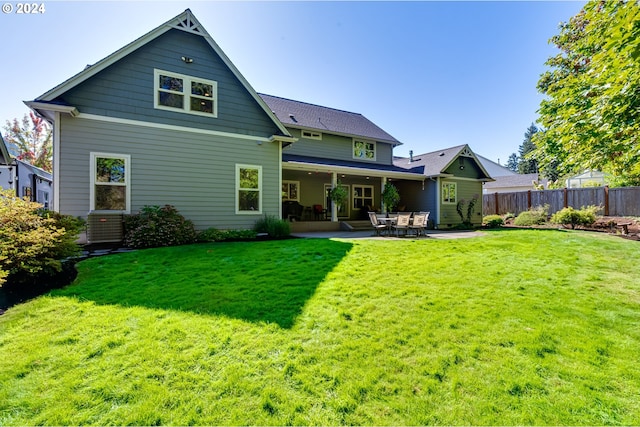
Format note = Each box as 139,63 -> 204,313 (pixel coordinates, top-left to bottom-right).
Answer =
564,187 -> 568,208
527,190 -> 532,210
494,192 -> 499,215
604,185 -> 609,216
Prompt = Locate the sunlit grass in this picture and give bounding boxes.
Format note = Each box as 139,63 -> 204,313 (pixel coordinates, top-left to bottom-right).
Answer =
0,230 -> 639,425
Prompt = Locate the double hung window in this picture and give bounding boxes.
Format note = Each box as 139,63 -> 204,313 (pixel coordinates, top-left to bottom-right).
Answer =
236,164 -> 262,214
91,153 -> 130,212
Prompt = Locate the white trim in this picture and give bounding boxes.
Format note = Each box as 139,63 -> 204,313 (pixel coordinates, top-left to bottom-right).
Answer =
278,142 -> 283,219
352,138 -> 377,161
351,184 -> 374,211
53,112 -> 61,212
154,69 -> 218,118
235,163 -> 262,215
90,152 -> 131,214
24,101 -> 79,117
77,113 -> 272,143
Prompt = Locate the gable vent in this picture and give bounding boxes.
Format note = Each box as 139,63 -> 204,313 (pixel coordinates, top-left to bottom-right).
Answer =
172,13 -> 203,35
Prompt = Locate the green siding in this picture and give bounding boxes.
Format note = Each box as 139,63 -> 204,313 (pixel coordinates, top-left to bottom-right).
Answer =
439,179 -> 483,227
284,128 -> 394,165
59,115 -> 280,230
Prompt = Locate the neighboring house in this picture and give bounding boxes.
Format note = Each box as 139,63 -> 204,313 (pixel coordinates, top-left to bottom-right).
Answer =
393,145 -> 493,227
477,155 -> 547,194
25,9 -> 492,232
0,132 -> 53,207
566,170 -> 607,188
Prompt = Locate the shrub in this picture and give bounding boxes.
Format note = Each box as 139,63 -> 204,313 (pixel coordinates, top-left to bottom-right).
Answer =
254,215 -> 290,239
513,205 -> 549,226
0,189 -> 82,286
123,205 -> 197,249
550,206 -> 598,229
483,214 -> 504,228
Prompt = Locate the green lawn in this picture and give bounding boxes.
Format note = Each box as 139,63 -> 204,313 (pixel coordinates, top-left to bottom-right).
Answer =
1,229 -> 639,425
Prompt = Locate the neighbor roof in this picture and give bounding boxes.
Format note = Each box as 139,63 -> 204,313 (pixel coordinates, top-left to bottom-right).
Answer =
483,173 -> 544,190
260,94 -> 401,145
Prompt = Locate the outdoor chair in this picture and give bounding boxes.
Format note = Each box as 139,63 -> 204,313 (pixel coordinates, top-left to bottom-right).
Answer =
393,212 -> 412,237
368,212 -> 388,236
409,213 -> 428,237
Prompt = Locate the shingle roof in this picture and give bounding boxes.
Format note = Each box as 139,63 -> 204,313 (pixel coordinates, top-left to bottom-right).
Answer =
394,144 -> 493,180
284,153 -> 423,175
483,173 -> 544,190
259,94 -> 401,145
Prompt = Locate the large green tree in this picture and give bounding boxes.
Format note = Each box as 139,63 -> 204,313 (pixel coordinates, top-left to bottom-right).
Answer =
2,112 -> 52,172
535,0 -> 640,186
518,123 -> 539,174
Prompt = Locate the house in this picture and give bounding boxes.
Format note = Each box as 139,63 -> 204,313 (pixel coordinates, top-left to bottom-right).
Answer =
393,146 -> 493,227
477,155 -> 547,194
25,9 -> 491,235
0,132 -> 53,207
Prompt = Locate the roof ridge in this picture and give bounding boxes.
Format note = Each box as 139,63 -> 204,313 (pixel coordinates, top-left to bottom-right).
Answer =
258,93 -> 364,117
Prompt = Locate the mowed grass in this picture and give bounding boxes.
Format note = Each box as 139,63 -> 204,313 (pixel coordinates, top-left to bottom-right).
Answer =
1,229 -> 639,425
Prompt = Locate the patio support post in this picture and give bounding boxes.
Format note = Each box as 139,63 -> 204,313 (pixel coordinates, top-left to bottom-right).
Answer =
381,177 -> 387,212
331,172 -> 338,222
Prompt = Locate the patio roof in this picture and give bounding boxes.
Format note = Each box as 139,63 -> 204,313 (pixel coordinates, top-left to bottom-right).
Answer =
282,154 -> 425,181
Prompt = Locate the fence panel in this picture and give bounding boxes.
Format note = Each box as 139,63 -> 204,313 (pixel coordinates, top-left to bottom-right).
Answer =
483,186 -> 640,217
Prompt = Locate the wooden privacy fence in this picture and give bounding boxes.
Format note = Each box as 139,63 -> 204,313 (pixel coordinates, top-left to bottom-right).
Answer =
483,186 -> 640,217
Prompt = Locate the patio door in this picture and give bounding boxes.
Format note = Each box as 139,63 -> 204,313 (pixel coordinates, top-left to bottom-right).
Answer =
324,184 -> 349,218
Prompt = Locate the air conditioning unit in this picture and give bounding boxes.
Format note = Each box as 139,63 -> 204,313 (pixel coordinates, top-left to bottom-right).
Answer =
86,213 -> 124,243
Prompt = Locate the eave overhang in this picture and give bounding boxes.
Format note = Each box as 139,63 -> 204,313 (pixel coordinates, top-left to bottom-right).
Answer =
283,160 -> 425,181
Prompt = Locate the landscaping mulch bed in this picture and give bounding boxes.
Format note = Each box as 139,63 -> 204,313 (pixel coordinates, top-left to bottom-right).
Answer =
504,216 -> 640,241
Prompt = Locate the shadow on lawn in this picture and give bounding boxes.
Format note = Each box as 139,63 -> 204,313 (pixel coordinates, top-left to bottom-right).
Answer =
51,239 -> 353,328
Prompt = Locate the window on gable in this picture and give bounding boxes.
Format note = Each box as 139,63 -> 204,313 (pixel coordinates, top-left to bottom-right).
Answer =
302,130 -> 322,140
91,152 -> 130,212
155,69 -> 217,117
442,182 -> 457,204
353,139 -> 376,161
236,164 -> 262,214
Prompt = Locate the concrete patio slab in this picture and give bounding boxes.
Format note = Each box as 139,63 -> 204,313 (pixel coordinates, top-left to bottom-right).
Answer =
291,229 -> 485,240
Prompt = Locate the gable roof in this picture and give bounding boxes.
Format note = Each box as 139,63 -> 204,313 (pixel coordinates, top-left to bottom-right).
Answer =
26,9 -> 291,138
260,94 -> 400,145
394,144 -> 493,180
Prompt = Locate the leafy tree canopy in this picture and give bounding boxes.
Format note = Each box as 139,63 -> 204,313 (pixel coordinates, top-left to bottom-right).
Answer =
535,0 -> 640,186
3,112 -> 52,173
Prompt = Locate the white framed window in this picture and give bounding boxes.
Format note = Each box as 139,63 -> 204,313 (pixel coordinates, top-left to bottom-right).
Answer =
301,130 -> 322,140
442,182 -> 457,204
353,139 -> 376,161
282,180 -> 299,201
154,69 -> 218,117
90,152 -> 131,213
236,164 -> 262,214
352,185 -> 374,210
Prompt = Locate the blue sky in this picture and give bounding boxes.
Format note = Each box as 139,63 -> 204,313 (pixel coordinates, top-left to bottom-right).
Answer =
0,0 -> 585,164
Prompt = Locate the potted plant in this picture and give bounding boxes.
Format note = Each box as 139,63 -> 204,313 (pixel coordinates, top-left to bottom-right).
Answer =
381,182 -> 400,213
329,182 -> 348,211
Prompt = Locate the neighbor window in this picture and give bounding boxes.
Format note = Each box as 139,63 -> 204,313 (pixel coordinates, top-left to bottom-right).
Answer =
282,180 -> 299,201
352,185 -> 374,210
442,182 -> 457,204
353,139 -> 376,160
154,69 -> 218,117
236,164 -> 262,214
91,153 -> 130,212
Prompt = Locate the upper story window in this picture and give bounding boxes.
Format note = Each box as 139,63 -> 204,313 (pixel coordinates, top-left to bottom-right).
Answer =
90,152 -> 131,213
154,69 -> 218,117
301,130 -> 322,140
353,139 -> 376,161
